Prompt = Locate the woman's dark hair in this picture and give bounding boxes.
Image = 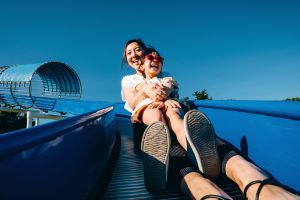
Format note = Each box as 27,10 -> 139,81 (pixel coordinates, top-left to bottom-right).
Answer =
121,38 -> 147,66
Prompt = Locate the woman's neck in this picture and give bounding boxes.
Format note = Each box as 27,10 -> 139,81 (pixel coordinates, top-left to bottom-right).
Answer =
136,71 -> 144,76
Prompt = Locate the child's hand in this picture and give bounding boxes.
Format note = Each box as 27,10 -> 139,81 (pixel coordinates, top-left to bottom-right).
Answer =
164,99 -> 181,109
143,83 -> 167,101
148,101 -> 165,109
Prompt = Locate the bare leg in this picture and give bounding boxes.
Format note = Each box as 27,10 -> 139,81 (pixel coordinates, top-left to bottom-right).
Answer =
165,107 -> 187,149
142,107 -> 165,125
182,171 -> 232,200
225,155 -> 300,200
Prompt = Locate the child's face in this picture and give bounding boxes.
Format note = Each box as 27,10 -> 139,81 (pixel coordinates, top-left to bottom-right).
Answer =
142,53 -> 164,78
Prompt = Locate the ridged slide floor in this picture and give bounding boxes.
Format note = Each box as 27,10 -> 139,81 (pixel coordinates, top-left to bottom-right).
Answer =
103,117 -> 243,199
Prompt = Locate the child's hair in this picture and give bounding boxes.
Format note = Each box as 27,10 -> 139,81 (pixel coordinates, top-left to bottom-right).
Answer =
143,46 -> 161,57
141,46 -> 164,67
121,38 -> 147,66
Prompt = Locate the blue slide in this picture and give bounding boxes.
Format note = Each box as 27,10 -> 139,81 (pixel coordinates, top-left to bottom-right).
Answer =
0,63 -> 299,199
0,100 -> 299,200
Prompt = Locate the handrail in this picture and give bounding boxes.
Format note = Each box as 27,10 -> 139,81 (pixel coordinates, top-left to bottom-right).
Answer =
193,100 -> 300,121
0,106 -> 114,159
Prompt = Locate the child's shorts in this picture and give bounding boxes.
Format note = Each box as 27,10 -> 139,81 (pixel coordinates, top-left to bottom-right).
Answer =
131,105 -> 149,124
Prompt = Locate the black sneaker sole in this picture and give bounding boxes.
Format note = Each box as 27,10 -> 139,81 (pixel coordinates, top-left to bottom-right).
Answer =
140,121 -> 171,194
184,110 -> 220,179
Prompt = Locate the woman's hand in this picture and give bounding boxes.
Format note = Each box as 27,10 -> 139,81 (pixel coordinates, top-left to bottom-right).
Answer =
142,83 -> 168,101
164,99 -> 181,110
148,101 -> 165,109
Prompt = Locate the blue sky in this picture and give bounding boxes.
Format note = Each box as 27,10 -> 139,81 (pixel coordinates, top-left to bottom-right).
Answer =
1,0 -> 299,102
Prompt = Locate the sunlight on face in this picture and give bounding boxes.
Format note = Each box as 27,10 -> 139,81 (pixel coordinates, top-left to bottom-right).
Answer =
125,42 -> 145,70
142,52 -> 163,79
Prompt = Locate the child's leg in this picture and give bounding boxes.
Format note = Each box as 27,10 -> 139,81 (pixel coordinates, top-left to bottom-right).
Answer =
141,106 -> 166,125
164,107 -> 187,149
166,108 -> 220,179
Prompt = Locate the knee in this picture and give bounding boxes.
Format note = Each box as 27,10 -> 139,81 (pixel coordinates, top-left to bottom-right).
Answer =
151,109 -> 164,120
143,108 -> 165,124
166,108 -> 184,118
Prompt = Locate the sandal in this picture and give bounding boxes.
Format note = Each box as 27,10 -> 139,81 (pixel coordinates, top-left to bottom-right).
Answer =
243,179 -> 280,200
200,194 -> 231,200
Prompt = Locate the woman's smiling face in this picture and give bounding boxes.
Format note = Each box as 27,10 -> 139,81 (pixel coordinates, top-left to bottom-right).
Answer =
125,42 -> 145,70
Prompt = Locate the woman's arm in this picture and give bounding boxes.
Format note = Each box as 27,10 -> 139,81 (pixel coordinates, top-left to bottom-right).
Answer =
122,84 -> 147,110
139,82 -> 168,102
122,82 -> 168,110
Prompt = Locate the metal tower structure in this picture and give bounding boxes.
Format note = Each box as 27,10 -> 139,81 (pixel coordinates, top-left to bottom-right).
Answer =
0,61 -> 82,111
0,61 -> 82,127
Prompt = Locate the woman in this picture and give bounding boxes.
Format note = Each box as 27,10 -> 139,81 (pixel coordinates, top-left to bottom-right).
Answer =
120,39 -> 300,199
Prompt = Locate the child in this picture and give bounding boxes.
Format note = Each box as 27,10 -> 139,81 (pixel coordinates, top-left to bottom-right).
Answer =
130,48 -> 180,123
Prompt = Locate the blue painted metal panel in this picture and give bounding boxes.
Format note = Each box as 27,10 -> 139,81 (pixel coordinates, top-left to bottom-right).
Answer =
53,99 -> 114,115
114,102 -> 131,117
0,106 -> 117,200
194,100 -> 300,120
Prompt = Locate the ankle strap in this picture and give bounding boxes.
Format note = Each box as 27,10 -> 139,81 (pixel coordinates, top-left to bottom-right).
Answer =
243,180 -> 262,199
256,179 -> 277,200
243,179 -> 277,200
200,194 -> 231,200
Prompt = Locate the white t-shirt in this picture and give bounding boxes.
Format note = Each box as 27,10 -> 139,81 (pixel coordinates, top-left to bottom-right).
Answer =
121,72 -> 179,114
121,74 -> 145,113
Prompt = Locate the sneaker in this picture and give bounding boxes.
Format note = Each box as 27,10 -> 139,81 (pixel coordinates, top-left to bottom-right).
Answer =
184,109 -> 220,179
140,121 -> 171,194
